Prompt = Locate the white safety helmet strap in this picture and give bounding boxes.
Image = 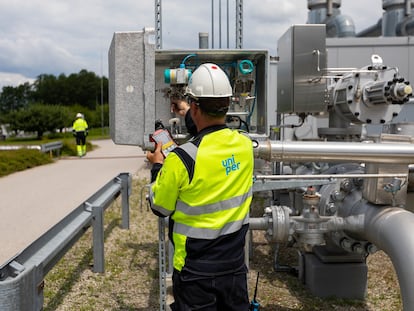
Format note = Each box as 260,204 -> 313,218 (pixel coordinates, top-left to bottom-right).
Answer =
185,63 -> 232,98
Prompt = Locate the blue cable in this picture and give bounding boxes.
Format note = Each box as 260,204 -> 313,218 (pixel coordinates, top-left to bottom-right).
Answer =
180,54 -> 197,68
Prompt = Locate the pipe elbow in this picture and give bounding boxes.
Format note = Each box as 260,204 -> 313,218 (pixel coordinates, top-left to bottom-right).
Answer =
396,16 -> 414,36
363,206 -> 414,310
326,14 -> 356,37
356,18 -> 383,37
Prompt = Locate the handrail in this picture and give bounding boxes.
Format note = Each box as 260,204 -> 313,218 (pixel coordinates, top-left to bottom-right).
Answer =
0,172 -> 131,311
0,141 -> 63,156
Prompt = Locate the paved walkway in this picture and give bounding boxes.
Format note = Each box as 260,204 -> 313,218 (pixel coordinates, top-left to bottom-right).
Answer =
0,139 -> 149,264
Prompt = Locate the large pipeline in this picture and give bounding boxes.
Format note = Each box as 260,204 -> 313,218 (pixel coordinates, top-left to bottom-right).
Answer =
253,139 -> 414,164
250,202 -> 414,310
347,202 -> 414,311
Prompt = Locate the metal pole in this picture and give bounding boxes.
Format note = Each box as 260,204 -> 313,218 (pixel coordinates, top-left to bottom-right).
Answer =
227,0 -> 230,48
159,217 -> 167,310
219,0 -> 222,48
212,0 -> 215,48
236,0 -> 243,48
155,0 -> 162,49
100,46 -> 104,136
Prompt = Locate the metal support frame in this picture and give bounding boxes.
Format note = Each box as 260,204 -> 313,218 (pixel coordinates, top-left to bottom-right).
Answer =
158,217 -> 167,311
0,173 -> 131,311
155,0 -> 162,49
210,0 -> 243,49
236,0 -> 243,49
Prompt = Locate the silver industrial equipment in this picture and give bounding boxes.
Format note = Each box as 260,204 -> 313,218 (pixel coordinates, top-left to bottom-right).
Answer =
109,2 -> 414,309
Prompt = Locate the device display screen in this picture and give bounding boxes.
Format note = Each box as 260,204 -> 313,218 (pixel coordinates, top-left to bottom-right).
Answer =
151,129 -> 177,157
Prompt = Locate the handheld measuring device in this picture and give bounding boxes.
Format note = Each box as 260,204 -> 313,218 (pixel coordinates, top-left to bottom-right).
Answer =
150,128 -> 177,157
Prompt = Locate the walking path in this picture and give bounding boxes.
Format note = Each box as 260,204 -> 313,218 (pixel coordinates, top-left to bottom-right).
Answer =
0,139 -> 149,264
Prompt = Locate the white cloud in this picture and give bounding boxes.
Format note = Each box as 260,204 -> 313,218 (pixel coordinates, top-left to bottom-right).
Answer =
0,0 -> 387,83
0,72 -> 35,89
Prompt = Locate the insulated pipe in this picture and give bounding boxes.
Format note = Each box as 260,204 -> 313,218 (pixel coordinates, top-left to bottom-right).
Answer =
307,0 -> 342,24
253,139 -> 414,164
325,14 -> 356,37
307,0 -> 356,38
357,18 -> 382,37
347,203 -> 414,311
396,16 -> 414,35
383,0 -> 414,36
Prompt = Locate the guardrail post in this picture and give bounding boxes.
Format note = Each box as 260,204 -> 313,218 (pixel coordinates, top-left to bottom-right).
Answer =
0,264 -> 40,311
120,173 -> 130,229
34,264 -> 45,310
91,203 -> 105,273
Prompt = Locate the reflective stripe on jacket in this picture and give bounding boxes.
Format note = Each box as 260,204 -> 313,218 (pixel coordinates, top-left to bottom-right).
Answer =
150,125 -> 253,274
72,118 -> 88,132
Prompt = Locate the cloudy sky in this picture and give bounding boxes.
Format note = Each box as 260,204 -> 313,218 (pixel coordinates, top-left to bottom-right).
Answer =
0,0 -> 384,88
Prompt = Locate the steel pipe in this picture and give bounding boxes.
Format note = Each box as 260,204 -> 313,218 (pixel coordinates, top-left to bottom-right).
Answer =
347,203 -> 414,311
253,139 -> 414,164
255,173 -> 408,179
249,201 -> 414,310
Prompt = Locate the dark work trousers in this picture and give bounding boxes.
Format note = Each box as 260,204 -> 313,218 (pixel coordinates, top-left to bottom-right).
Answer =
75,131 -> 86,145
171,269 -> 249,311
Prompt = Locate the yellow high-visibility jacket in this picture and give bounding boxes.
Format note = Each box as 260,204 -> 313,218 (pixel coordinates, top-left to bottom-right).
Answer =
72,118 -> 88,132
150,125 -> 253,275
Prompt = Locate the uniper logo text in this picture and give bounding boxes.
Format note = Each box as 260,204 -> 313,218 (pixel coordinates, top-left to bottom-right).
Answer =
222,154 -> 240,176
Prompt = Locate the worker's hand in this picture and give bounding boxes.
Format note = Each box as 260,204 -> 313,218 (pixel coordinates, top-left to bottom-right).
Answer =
171,98 -> 190,117
146,142 -> 164,164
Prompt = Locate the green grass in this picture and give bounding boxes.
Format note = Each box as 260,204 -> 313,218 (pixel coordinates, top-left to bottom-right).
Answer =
0,127 -> 110,177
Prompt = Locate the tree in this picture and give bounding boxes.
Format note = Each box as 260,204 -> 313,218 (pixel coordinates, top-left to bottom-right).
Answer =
0,69 -> 109,132
0,70 -> 109,113
32,74 -> 64,105
31,70 -> 108,109
0,82 -> 33,113
7,104 -> 72,139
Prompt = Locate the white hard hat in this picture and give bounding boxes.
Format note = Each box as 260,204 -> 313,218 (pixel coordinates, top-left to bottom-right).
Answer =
185,63 -> 232,98
76,113 -> 83,118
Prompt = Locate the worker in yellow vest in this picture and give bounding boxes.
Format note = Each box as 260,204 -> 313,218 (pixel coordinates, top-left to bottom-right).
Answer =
147,63 -> 253,311
72,113 -> 88,157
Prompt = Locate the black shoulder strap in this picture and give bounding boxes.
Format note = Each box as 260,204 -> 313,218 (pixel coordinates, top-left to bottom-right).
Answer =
172,142 -> 198,183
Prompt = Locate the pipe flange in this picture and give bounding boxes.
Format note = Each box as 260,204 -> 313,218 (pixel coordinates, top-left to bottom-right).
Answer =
265,205 -> 291,242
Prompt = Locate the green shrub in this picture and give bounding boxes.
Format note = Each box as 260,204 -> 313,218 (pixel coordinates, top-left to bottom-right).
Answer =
0,149 -> 53,177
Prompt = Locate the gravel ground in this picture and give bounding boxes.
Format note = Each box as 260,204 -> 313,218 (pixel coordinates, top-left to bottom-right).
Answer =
43,176 -> 402,311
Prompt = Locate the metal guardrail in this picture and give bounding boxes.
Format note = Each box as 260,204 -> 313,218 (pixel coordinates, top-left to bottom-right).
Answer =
0,141 -> 63,156
0,172 -> 131,311
40,141 -> 63,156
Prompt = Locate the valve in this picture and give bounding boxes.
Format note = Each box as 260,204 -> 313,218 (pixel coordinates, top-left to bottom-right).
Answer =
293,187 -> 329,251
